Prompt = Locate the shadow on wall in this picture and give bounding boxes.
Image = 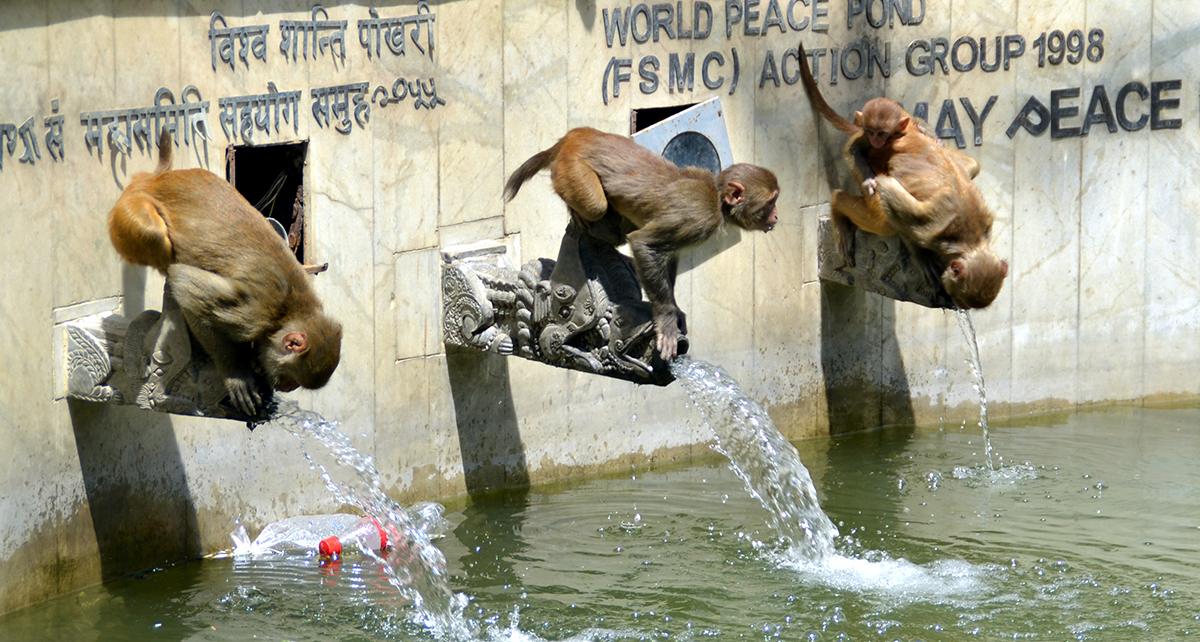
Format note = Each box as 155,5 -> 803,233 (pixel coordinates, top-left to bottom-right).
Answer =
68,400 -> 200,581
820,282 -> 916,435
446,347 -> 530,495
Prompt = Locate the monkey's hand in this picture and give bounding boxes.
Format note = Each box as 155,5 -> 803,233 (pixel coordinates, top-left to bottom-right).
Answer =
225,373 -> 262,417
861,176 -> 878,196
655,313 -> 683,361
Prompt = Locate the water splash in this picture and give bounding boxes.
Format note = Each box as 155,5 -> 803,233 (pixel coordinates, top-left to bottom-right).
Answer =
266,400 -> 472,637
954,309 -> 996,470
669,356 -> 839,561
773,551 -> 992,604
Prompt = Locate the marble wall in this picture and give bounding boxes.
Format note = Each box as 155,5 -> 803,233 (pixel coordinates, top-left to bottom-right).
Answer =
1,0 -> 1198,615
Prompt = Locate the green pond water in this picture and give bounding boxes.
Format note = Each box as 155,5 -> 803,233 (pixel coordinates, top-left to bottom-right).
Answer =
3,406 -> 1199,641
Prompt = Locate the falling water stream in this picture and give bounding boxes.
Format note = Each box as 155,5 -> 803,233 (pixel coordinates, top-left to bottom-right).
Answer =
669,356 -> 839,561
265,401 -> 471,637
954,308 -> 996,470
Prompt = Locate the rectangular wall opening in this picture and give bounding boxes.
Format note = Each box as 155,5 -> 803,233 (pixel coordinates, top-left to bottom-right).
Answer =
226,142 -> 309,264
630,103 -> 698,134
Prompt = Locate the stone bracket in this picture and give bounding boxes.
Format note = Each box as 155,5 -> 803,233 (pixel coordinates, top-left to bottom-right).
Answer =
816,216 -> 955,309
57,286 -> 272,422
441,225 -> 678,387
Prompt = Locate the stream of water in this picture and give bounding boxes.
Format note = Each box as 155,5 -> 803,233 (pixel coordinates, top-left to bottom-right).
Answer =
954,309 -> 995,470
266,401 -> 470,636
669,356 -> 839,561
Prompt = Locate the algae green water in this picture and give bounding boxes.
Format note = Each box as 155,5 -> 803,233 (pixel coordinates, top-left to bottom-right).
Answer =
4,406 -> 1199,641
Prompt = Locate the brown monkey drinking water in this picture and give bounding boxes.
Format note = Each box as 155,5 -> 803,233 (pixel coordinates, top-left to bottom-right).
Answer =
504,127 -> 780,360
798,43 -> 1007,309
107,131 -> 342,416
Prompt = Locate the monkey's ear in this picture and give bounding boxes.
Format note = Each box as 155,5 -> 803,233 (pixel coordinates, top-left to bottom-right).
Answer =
724,181 -> 746,206
854,111 -> 864,126
1000,260 -> 1009,277
898,116 -> 910,131
949,259 -> 966,278
282,331 -> 309,353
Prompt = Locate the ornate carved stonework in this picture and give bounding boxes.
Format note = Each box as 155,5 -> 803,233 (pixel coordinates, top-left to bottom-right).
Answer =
441,222 -> 681,386
817,216 -> 955,309
61,287 -> 274,423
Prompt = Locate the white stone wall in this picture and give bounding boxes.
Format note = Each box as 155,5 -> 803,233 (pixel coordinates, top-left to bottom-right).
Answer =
1,0 -> 1198,614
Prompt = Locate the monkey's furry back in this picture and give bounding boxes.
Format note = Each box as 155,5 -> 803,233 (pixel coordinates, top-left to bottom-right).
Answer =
108,133 -> 326,335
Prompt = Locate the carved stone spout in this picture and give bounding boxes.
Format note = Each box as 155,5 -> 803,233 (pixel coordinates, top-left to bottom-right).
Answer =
61,286 -> 274,423
441,222 -> 681,386
817,216 -> 955,309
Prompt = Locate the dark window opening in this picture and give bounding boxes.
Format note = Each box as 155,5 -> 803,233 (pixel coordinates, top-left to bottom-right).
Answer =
630,103 -> 698,134
226,142 -> 308,264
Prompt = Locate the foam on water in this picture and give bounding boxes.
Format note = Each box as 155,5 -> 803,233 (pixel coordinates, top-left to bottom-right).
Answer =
480,609 -> 650,642
774,550 -> 993,604
952,462 -> 1039,485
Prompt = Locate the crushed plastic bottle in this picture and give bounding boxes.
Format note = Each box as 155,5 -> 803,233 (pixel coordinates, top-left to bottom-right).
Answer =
230,504 -> 448,558
319,516 -> 388,557
410,501 -> 449,539
232,514 -> 362,556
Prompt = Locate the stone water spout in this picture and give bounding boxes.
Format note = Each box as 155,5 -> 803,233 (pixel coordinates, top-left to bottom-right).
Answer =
441,222 -> 680,386
817,216 -> 956,309
59,285 -> 274,423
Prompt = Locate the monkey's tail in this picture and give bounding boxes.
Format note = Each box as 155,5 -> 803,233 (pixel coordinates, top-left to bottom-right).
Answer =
153,128 -> 174,176
797,42 -> 860,136
503,143 -> 560,202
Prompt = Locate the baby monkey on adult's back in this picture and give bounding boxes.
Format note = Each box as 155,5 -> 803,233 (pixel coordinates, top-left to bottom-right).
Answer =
504,127 -> 780,360
108,131 -> 342,416
798,43 -> 1007,309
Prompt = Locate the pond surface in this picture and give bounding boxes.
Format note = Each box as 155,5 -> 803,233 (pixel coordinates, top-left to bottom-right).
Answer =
4,406 -> 1199,641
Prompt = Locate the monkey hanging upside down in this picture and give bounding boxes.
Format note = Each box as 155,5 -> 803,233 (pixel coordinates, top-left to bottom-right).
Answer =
107,131 -> 342,416
798,43 -> 1007,309
503,127 -> 781,360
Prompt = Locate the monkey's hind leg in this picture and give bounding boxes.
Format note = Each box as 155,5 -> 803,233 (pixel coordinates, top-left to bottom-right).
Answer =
167,264 -> 264,416
108,191 -> 173,272
832,189 -> 893,237
945,147 -> 981,180
552,158 -> 608,222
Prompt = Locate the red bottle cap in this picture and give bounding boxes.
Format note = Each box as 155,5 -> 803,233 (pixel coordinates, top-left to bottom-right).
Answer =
374,520 -> 389,550
318,536 -> 341,557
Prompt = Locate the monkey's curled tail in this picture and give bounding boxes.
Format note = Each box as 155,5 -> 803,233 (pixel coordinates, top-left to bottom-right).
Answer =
797,43 -> 860,136
107,128 -> 176,272
503,142 -> 561,202
153,128 -> 174,176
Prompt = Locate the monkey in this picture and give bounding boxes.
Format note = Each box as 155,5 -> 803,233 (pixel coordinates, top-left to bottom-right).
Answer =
107,130 -> 342,416
797,44 -> 950,247
503,127 -> 780,360
797,43 -> 1006,309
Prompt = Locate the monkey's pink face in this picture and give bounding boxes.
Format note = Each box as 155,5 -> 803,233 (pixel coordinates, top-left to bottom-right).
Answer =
759,191 -> 780,232
864,129 -> 891,148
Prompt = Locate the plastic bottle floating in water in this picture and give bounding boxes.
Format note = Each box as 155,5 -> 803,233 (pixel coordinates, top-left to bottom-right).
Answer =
232,513 -> 363,556
319,516 -> 389,557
